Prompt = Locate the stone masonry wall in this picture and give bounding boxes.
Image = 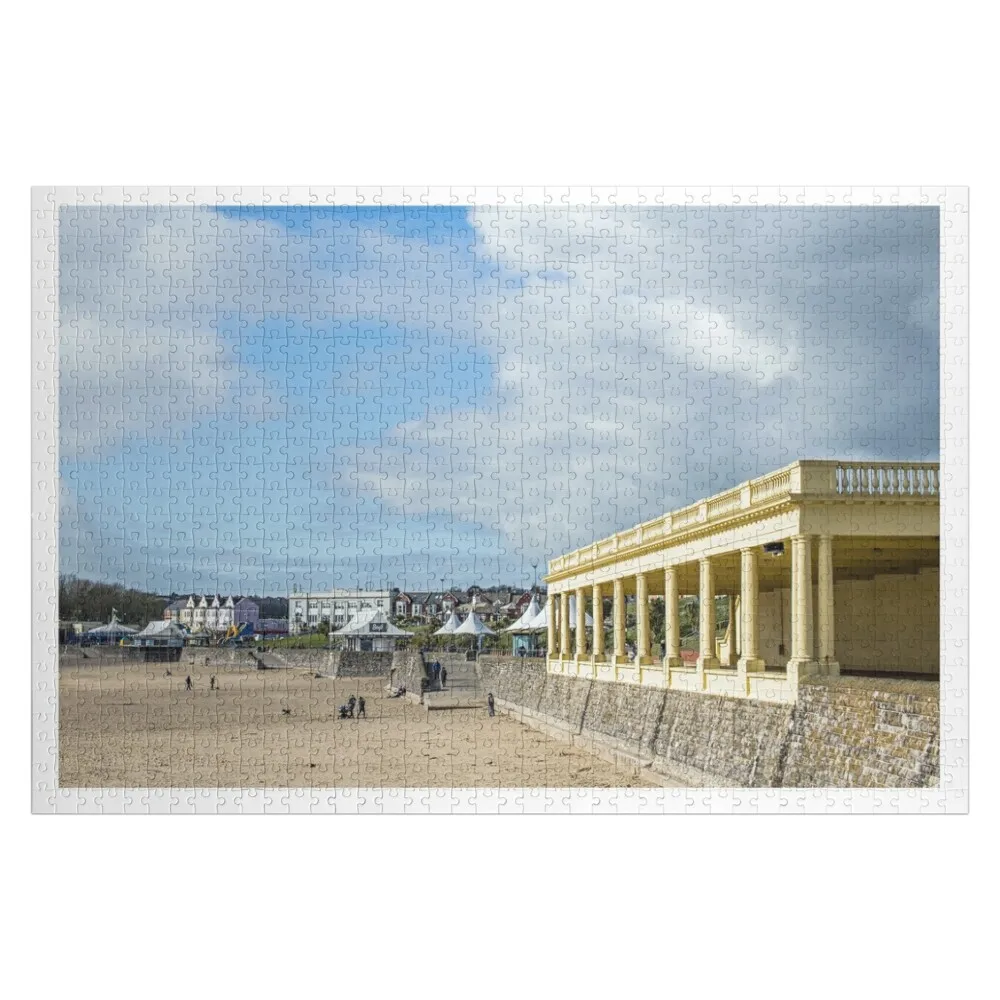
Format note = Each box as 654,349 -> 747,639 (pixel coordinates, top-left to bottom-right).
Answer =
333,651 -> 394,677
778,677 -> 940,787
476,657 -> 939,788
388,650 -> 428,690
61,646 -> 420,682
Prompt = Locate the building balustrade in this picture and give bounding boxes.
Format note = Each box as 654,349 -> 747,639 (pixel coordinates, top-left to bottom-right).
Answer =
548,460 -> 941,576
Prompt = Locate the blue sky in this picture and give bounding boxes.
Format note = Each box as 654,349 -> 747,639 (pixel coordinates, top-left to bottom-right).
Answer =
59,204 -> 940,594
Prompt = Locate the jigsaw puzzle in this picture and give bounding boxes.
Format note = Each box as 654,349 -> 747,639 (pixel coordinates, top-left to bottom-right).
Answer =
31,187 -> 968,814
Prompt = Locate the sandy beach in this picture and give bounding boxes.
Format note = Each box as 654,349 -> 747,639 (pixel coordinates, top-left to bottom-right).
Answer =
58,663 -> 660,788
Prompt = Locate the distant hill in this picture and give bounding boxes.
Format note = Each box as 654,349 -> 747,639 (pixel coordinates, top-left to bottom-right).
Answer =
61,579 -> 290,625
243,596 -> 288,618
59,575 -> 168,626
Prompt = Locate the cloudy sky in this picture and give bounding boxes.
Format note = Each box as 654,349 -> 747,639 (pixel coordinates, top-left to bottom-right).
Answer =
59,204 -> 940,594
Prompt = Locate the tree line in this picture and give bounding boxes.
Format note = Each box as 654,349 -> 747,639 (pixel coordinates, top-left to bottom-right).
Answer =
59,576 -> 168,626
59,577 -> 290,625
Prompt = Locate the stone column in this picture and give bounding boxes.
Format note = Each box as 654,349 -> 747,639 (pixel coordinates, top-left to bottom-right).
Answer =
733,594 -> 742,661
591,583 -> 605,661
613,577 -> 627,664
816,534 -> 840,676
663,565 -> 683,671
546,593 -> 557,657
559,591 -> 570,657
697,557 -> 719,677
635,572 -> 652,663
787,534 -> 817,682
575,586 -> 587,658
737,547 -> 765,679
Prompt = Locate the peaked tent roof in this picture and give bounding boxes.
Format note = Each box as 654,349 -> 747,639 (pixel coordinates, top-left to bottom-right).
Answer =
505,594 -> 542,632
87,614 -> 138,635
523,596 -> 592,631
453,611 -> 496,636
136,620 -> 187,638
434,611 -> 463,635
331,606 -> 413,637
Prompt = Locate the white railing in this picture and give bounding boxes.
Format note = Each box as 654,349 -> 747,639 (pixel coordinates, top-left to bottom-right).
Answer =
834,462 -> 938,496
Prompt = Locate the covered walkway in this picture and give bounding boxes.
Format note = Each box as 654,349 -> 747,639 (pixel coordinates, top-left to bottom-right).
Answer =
543,460 -> 940,703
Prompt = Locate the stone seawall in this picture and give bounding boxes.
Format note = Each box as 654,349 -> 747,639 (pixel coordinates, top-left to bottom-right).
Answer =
60,647 -> 425,683
476,658 -> 939,788
778,677 -> 939,787
386,651 -> 429,692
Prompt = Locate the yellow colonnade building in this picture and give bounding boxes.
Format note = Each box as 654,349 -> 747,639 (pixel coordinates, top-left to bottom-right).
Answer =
543,460 -> 940,703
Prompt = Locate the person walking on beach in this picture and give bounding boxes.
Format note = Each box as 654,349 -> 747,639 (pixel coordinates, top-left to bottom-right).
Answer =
347,695 -> 357,718
487,693 -> 495,717
357,696 -> 366,719
185,675 -> 193,691
440,666 -> 447,689
209,675 -> 216,691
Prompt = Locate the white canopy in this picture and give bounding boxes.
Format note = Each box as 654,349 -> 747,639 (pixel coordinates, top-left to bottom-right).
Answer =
433,611 -> 462,635
522,596 -> 593,632
331,606 -> 413,638
453,611 -> 496,636
136,620 -> 186,639
87,614 -> 137,636
505,594 -> 542,632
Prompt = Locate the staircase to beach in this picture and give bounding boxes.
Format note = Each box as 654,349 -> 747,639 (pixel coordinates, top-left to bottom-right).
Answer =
421,652 -> 485,710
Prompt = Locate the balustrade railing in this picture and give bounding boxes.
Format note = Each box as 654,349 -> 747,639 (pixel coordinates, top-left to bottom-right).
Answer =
750,468 -> 792,504
706,488 -> 742,518
549,459 -> 939,576
834,463 -> 939,496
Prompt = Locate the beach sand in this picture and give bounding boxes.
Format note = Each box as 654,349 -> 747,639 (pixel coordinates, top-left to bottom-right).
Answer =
58,663 -> 661,788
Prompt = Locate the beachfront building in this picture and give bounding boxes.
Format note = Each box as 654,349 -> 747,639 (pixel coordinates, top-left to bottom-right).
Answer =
330,607 -> 413,652
127,620 -> 187,662
543,460 -> 940,703
288,589 -> 393,634
504,593 -> 545,656
164,595 -> 260,632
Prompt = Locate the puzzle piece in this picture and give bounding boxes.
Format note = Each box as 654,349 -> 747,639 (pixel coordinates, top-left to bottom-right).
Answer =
32,188 -> 966,814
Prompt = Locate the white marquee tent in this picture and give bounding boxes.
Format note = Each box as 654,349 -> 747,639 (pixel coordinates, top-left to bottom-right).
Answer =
85,613 -> 138,643
453,610 -> 496,636
331,607 -> 413,651
521,595 -> 594,632
433,611 -> 462,635
504,594 -> 542,632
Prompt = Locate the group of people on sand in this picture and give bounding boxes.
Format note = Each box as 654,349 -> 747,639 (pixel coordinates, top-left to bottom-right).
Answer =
338,695 -> 366,720
175,673 -> 218,692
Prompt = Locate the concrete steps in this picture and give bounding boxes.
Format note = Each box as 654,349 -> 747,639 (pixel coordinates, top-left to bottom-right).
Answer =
423,693 -> 485,711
